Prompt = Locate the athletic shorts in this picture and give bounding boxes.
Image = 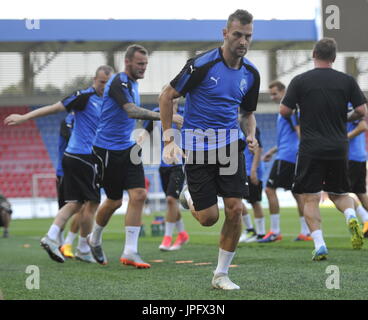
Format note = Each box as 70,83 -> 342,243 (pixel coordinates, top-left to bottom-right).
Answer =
292,154 -> 350,194
348,160 -> 366,194
266,159 -> 295,190
93,145 -> 145,200
184,140 -> 248,211
159,165 -> 185,199
62,152 -> 101,203
245,178 -> 263,204
56,175 -> 66,209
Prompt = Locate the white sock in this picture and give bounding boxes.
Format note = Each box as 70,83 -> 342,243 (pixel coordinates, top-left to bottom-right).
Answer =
47,224 -> 61,242
242,214 -> 253,230
90,223 -> 104,246
64,231 -> 77,246
123,226 -> 140,255
311,229 -> 326,250
214,248 -> 236,275
300,217 -> 310,235
176,219 -> 185,233
77,236 -> 89,253
165,222 -> 176,237
270,214 -> 280,234
356,205 -> 368,223
255,217 -> 266,236
343,208 -> 357,223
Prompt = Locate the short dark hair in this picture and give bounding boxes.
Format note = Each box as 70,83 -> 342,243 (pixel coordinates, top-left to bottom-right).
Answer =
313,38 -> 337,62
227,9 -> 253,28
125,44 -> 148,60
95,65 -> 114,77
269,80 -> 286,91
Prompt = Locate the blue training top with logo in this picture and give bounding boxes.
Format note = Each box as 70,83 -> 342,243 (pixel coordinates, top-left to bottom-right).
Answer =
61,87 -> 102,155
93,72 -> 140,151
56,113 -> 74,176
143,106 -> 184,167
170,47 -> 260,151
275,113 -> 299,163
347,121 -> 367,162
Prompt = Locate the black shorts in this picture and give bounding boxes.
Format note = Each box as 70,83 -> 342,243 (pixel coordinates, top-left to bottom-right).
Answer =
62,152 -> 101,203
93,145 -> 145,201
266,160 -> 295,190
245,178 -> 263,204
349,160 -> 366,194
292,154 -> 350,194
184,140 -> 248,211
56,175 -> 66,209
159,165 -> 185,199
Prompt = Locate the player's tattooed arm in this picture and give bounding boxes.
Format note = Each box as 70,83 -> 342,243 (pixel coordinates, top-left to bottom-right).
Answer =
123,103 -> 161,120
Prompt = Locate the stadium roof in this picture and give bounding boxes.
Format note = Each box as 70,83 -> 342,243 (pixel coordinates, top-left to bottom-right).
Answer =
0,19 -> 317,52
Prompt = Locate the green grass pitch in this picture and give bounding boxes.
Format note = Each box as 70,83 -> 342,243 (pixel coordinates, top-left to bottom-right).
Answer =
0,207 -> 367,300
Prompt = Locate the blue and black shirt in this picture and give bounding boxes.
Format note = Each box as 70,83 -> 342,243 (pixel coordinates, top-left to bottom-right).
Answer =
170,47 -> 260,151
61,86 -> 103,155
93,72 -> 140,151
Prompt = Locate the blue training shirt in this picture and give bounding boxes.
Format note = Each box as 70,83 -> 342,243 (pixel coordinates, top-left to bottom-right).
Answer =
143,106 -> 184,167
170,47 -> 260,151
61,87 -> 102,155
93,72 -> 140,151
56,113 -> 74,176
275,113 -> 299,163
348,121 -> 367,162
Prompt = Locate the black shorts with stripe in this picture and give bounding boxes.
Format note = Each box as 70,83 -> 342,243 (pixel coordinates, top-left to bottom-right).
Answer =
62,152 -> 101,203
266,159 -> 295,190
245,178 -> 263,204
349,160 -> 366,194
159,165 -> 185,199
93,145 -> 145,201
292,154 -> 350,194
184,140 -> 249,211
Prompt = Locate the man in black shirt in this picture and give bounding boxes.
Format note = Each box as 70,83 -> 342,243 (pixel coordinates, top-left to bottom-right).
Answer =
280,38 -> 367,261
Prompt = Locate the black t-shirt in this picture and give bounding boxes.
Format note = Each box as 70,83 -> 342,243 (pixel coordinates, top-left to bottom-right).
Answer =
282,68 -> 367,159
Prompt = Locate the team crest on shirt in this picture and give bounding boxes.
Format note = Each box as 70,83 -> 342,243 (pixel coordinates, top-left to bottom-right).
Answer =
240,79 -> 247,94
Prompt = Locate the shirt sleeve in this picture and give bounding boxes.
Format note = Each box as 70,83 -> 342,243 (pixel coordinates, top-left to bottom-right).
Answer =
281,76 -> 300,110
61,91 -> 91,112
108,74 -> 134,106
170,58 -> 212,96
349,76 -> 367,108
239,66 -> 260,113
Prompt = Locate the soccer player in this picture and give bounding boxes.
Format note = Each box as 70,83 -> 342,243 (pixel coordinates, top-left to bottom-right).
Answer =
261,80 -> 310,242
87,45 -> 183,268
160,10 -> 260,290
347,116 -> 368,237
239,126 -> 266,243
0,194 -> 12,238
280,38 -> 367,260
55,113 -> 84,259
4,65 -> 114,263
142,98 -> 189,251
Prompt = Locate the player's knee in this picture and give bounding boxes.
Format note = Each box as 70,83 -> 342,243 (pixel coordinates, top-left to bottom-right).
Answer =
166,196 -> 177,207
130,189 -> 147,203
225,204 -> 243,222
107,199 -> 123,211
199,214 -> 219,227
265,187 -> 275,197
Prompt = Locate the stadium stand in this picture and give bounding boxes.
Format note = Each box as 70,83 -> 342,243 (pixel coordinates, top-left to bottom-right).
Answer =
0,106 -> 56,198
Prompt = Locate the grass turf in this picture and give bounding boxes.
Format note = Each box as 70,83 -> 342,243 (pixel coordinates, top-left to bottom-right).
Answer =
0,207 -> 367,300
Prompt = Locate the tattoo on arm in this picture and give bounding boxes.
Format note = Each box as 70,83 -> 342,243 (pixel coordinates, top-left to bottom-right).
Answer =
124,103 -> 161,120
